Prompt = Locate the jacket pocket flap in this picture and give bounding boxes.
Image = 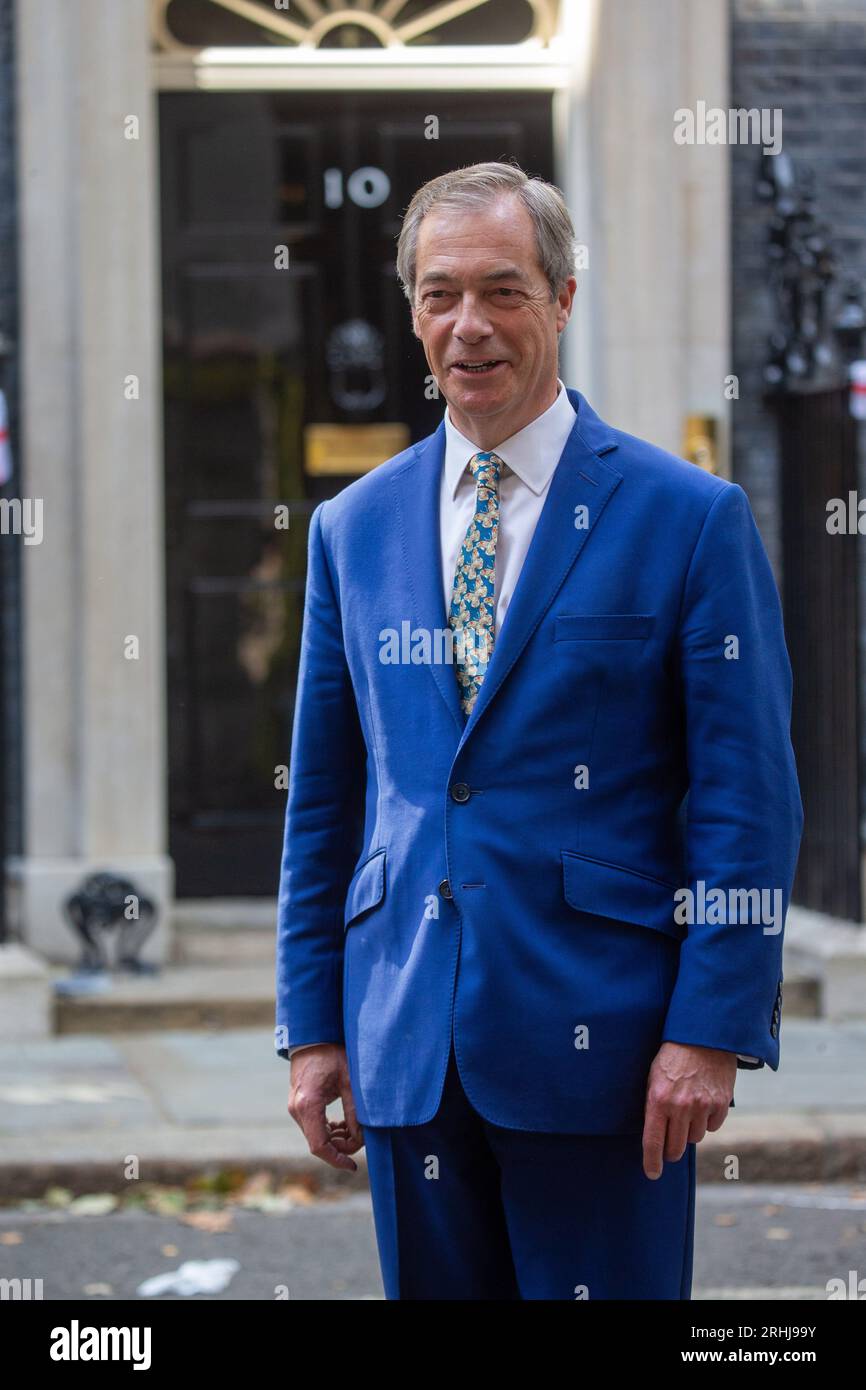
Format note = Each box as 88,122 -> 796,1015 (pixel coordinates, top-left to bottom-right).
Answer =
561,850 -> 684,941
344,848 -> 386,929
555,613 -> 653,641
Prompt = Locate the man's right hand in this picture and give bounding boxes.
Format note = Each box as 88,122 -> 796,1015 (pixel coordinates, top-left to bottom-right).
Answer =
287,1043 -> 364,1172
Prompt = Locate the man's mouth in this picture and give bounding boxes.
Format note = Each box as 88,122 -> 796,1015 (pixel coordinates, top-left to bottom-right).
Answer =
451,360 -> 507,376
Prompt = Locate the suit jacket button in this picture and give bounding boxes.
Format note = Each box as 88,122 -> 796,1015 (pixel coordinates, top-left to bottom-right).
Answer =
450,782 -> 471,803
770,1020 -> 779,1038
438,879 -> 453,899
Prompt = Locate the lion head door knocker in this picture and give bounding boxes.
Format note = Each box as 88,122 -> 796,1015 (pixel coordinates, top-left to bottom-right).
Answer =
63,871 -> 158,975
326,319 -> 387,412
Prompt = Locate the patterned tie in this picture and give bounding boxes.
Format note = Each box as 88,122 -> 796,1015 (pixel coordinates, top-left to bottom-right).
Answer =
448,451 -> 503,717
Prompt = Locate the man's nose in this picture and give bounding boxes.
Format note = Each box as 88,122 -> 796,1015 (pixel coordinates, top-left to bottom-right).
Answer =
452,295 -> 493,339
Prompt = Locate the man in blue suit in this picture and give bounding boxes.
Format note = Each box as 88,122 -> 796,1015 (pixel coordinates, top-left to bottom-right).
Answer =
275,161 -> 803,1299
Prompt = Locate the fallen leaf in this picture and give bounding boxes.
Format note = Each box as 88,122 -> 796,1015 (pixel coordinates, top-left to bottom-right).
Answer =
179,1210 -> 234,1233
69,1194 -> 119,1217
188,1169 -> 246,1196
122,1191 -> 150,1210
277,1183 -> 315,1205
234,1171 -> 273,1202
147,1189 -> 188,1216
239,1194 -> 296,1214
44,1186 -> 73,1208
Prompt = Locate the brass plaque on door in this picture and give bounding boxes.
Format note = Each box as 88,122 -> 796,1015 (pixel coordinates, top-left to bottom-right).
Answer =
304,423 -> 410,476
682,414 -> 718,474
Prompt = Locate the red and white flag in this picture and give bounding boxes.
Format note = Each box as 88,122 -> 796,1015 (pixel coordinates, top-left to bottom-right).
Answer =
0,388 -> 12,485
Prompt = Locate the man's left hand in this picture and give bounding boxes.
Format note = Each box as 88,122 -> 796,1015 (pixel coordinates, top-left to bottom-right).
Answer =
642,1042 -> 737,1180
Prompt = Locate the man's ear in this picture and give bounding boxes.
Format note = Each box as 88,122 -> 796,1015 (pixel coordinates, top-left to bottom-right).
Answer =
555,276 -> 578,335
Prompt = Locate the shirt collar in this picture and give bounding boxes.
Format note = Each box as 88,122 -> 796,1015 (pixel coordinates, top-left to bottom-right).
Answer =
443,377 -> 576,501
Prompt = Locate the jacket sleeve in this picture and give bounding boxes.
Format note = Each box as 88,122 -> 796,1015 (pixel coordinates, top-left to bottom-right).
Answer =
660,482 -> 804,1068
274,500 -> 366,1060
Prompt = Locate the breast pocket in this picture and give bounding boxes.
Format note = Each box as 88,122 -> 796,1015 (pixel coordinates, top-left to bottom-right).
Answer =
554,614 -> 654,642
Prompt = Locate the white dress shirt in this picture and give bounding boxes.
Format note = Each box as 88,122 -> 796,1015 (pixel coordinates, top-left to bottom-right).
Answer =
288,378 -> 758,1066
440,376 -> 575,631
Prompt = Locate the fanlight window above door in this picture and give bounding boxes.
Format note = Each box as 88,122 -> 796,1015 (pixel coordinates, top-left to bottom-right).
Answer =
151,0 -> 561,51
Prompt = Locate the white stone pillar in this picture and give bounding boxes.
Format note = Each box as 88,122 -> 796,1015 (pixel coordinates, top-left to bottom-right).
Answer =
13,0 -> 173,962
560,0 -> 730,471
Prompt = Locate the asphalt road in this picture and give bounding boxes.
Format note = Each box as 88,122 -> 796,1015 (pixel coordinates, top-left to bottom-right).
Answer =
1,1184 -> 865,1301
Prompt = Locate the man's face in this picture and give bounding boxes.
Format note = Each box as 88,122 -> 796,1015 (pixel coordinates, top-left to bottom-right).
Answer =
410,194 -> 576,444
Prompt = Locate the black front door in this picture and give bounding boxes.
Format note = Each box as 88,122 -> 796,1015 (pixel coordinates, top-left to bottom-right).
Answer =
159,89 -> 555,896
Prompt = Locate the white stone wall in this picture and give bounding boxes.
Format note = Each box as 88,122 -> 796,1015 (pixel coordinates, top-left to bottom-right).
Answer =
13,0 -> 172,962
559,0 -> 730,472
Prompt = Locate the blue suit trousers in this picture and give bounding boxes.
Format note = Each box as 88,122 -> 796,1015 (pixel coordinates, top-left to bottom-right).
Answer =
362,1039 -> 697,1301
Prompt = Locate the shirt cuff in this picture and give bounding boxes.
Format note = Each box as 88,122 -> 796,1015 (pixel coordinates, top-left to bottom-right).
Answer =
736,1053 -> 764,1069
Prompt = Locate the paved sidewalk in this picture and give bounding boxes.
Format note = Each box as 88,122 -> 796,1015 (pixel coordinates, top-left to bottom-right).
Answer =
1,1020 -> 865,1196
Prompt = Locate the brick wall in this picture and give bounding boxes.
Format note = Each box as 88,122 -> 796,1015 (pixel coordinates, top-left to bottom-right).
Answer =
732,0 -> 866,889
731,0 -> 866,569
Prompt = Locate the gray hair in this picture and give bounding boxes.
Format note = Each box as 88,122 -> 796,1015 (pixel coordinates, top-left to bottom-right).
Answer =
395,160 -> 577,305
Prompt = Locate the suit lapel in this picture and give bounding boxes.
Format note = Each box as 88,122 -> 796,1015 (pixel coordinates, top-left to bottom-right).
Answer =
391,422 -> 465,735
458,389 -> 622,747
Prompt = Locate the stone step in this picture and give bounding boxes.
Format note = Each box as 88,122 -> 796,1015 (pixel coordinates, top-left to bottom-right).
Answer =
53,964 -> 276,1035
50,958 -> 822,1036
169,900 -> 276,967
168,908 -> 826,1018
779,973 -> 821,1018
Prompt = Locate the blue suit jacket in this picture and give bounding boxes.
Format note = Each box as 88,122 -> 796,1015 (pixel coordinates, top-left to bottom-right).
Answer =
275,388 -> 804,1133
